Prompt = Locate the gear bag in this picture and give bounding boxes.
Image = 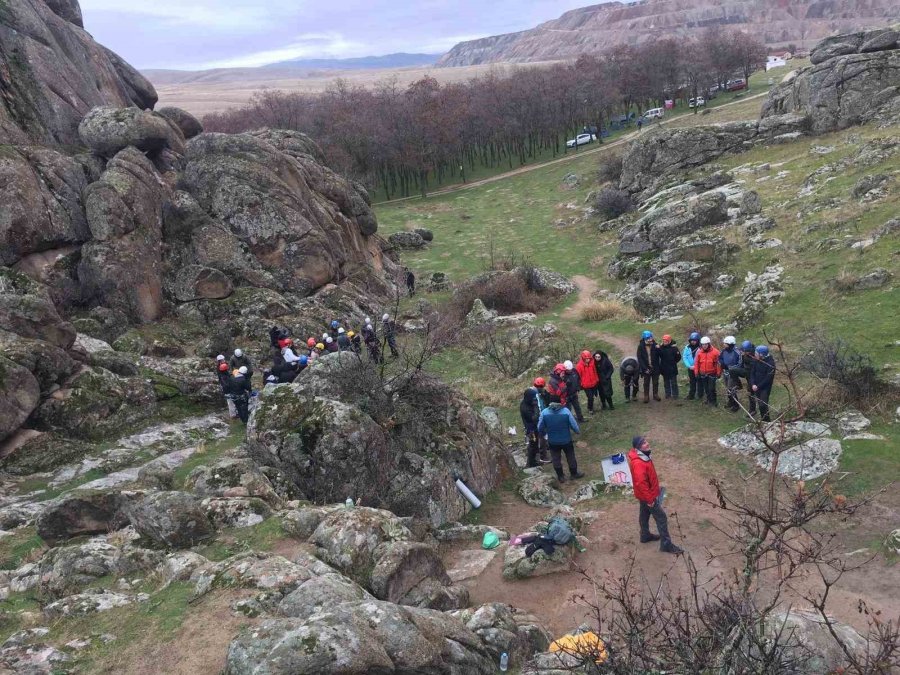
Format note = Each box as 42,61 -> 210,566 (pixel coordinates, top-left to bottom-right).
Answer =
546,516 -> 575,546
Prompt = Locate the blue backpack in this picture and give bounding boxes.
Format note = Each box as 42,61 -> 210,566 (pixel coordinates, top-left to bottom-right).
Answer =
546,516 -> 575,546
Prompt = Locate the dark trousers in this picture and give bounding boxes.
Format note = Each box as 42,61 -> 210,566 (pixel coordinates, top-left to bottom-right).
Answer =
549,442 -> 578,479
386,335 -> 399,357
639,500 -> 673,550
623,375 -> 639,400
699,375 -> 718,405
585,387 -> 596,411
752,387 -> 772,421
724,372 -> 740,409
662,373 -> 679,398
407,283 -> 415,296
567,392 -> 584,421
525,428 -> 549,467
233,396 -> 250,424
642,373 -> 659,400
687,370 -> 699,399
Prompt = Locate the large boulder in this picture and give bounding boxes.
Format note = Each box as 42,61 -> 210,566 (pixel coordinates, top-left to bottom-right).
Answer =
0,329 -> 77,392
388,231 -> 427,249
78,147 -> 170,323
77,106 -> 184,157
247,356 -> 513,526
618,192 -> 728,254
0,430 -> 91,474
450,603 -> 552,665
124,491 -> 215,549
0,356 -> 40,442
0,267 -> 76,349
170,264 -> 233,301
36,490 -> 134,545
224,600 -> 496,675
763,28 -> 900,133
156,106 -> 203,140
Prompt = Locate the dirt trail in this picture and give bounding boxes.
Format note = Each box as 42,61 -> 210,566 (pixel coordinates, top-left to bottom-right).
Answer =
563,274 -> 634,358
373,92 -> 769,206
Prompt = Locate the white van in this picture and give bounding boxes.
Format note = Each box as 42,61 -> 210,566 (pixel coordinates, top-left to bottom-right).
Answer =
643,108 -> 664,119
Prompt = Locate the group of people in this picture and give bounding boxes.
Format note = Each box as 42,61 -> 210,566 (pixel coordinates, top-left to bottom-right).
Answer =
620,331 -> 776,420
213,314 -> 403,423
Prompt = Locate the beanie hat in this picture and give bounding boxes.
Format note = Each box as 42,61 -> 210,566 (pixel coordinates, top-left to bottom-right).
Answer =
632,435 -> 646,450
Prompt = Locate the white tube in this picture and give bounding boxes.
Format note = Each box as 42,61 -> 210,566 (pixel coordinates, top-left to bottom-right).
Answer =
455,478 -> 481,509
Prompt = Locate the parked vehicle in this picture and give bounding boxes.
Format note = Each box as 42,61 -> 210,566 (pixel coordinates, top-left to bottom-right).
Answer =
726,79 -> 747,92
566,133 -> 596,148
688,97 -> 706,108
643,108 -> 664,119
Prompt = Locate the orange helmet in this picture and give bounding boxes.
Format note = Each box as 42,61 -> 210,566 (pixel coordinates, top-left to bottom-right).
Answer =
307,338 -> 316,348
662,334 -> 672,344
533,377 -> 546,387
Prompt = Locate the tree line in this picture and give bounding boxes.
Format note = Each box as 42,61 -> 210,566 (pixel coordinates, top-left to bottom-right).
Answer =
203,28 -> 766,200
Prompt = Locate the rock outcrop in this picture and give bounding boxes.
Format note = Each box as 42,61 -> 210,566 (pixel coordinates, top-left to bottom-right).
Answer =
762,27 -> 900,133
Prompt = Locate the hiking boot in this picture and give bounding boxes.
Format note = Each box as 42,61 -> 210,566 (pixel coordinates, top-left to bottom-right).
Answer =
640,533 -> 661,543
556,474 -> 567,483
570,471 -> 586,480
539,456 -> 552,464
653,396 -> 661,402
661,544 -> 684,555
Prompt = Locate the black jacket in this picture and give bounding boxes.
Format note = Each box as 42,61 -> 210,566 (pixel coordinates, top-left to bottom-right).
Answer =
520,388 -> 543,427
657,343 -> 680,376
636,341 -> 660,375
594,352 -> 615,383
750,356 -> 776,391
229,354 -> 253,375
563,369 -> 581,393
224,375 -> 252,398
337,335 -> 351,351
620,357 -> 639,381
382,320 -> 397,338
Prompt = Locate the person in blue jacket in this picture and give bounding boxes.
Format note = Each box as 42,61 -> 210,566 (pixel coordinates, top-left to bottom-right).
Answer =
718,336 -> 742,411
681,333 -> 701,400
538,401 -> 585,483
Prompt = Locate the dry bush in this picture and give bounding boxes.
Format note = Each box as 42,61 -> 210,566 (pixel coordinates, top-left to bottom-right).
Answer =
800,334 -> 889,407
597,153 -> 624,184
834,269 -> 860,293
579,299 -> 640,322
595,186 -> 634,221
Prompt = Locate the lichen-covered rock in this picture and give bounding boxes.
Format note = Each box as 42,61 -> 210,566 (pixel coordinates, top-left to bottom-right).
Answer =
277,572 -> 374,620
413,227 -> 434,242
170,264 -> 233,302
733,265 -> 785,329
0,329 -> 77,392
502,544 -> 574,580
201,497 -> 272,529
756,438 -> 843,480
224,600 -> 495,675
156,106 -> 203,140
36,490 -> 134,545
78,106 -> 184,157
434,523 -> 510,543
43,589 -> 149,620
853,268 -> 892,290
157,551 -> 212,584
369,541 -> 468,610
124,491 -> 214,549
388,231 -> 427,249
0,268 -> 76,349
0,430 -> 91,475
280,505 -> 341,540
35,540 -> 161,598
518,474 -> 566,507
837,410 -> 872,436
618,192 -> 728,254
0,356 -> 40,443
450,603 -> 552,665
185,457 -> 282,504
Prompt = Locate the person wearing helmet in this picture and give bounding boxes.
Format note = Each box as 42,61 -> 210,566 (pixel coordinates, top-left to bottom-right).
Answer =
362,322 -> 382,363
382,313 -> 400,358
575,350 -> 601,413
562,360 -> 585,422
225,365 -> 252,423
738,340 -> 756,414
520,378 -> 551,467
336,327 -> 351,351
546,364 -> 569,406
681,332 -> 701,400
215,356 -> 237,418
593,350 -> 615,410
657,335 -> 680,400
719,336 -> 742,412
229,348 -> 253,378
348,330 -> 361,354
325,336 -> 339,353
329,320 -> 341,340
636,331 -> 661,403
693,337 -> 722,405
750,345 -> 776,422
619,355 -> 640,402
538,396 -> 585,483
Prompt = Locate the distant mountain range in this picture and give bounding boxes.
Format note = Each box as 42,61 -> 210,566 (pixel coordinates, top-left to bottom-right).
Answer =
263,53 -> 440,69
438,0 -> 900,67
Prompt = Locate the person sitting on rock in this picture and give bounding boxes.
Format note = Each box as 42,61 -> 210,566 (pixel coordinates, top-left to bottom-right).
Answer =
337,327 -> 351,351
537,398 -> 584,483
225,366 -> 252,423
382,314 -> 400,357
636,330 -> 661,403
750,345 -> 776,422
681,333 -> 701,400
693,337 -> 721,406
627,435 -> 682,554
593,350 -> 615,410
619,356 -> 640,403
229,348 -> 253,378
657,335 -> 680,400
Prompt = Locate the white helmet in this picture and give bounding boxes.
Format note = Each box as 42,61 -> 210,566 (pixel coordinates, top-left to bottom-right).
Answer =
216,354 -> 225,361
382,313 -> 389,321
322,333 -> 329,340
364,317 -> 371,324
338,327 -> 345,334
365,324 -> 372,330
238,366 -> 248,375
266,374 -> 277,382
326,336 -> 333,344
724,336 -> 736,345
700,336 -> 711,345
234,348 -> 243,357
564,360 -> 574,371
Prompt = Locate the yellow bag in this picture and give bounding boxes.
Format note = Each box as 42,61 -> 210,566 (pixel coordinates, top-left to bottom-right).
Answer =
549,631 -> 608,664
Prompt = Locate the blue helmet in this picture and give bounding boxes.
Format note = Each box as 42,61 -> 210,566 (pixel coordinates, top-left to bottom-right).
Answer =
741,340 -> 754,351
331,320 -> 339,329
641,330 -> 653,340
689,332 -> 700,341
755,345 -> 770,356
299,355 -> 309,365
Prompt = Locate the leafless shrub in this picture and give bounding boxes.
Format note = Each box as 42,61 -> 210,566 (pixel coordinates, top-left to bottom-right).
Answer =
462,324 -> 545,378
595,187 -> 634,221
800,335 -> 888,406
597,154 -> 624,185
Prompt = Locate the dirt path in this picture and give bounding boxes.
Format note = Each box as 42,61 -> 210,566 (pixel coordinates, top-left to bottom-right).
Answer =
374,92 -> 769,206
563,274 -> 634,358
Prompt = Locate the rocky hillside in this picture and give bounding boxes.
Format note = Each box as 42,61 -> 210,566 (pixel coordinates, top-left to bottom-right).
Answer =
438,0 -> 899,66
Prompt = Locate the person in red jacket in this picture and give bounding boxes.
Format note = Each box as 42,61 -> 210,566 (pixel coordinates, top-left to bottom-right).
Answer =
627,436 -> 682,554
575,350 -> 601,413
692,336 -> 722,406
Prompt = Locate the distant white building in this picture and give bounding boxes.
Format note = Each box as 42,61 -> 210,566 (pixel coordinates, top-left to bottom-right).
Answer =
766,55 -> 787,71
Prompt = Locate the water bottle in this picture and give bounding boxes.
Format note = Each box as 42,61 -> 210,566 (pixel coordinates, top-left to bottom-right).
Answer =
345,497 -> 354,509
499,652 -> 508,671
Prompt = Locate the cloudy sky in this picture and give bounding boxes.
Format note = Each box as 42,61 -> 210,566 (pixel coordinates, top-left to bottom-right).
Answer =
80,0 -> 591,71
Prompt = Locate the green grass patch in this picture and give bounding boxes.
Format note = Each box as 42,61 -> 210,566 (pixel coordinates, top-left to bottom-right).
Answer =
0,527 -> 44,571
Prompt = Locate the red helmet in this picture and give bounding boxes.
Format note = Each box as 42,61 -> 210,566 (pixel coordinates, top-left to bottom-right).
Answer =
553,363 -> 566,375
662,334 -> 672,344
306,338 -> 316,348
218,362 -> 228,372
580,350 -> 591,360
533,377 -> 546,387
278,338 -> 290,348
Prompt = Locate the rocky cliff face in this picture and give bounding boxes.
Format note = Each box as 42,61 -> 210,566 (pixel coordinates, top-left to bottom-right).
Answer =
438,0 -> 899,66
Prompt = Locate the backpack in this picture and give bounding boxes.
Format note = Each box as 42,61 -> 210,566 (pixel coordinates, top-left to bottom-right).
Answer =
546,516 -> 575,546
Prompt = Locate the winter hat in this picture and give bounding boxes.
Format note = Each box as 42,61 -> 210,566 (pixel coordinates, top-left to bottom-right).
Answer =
216,355 -> 225,361
632,435 -> 646,450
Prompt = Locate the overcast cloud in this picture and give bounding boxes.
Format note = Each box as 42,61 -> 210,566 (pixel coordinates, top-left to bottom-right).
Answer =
79,0 -> 590,70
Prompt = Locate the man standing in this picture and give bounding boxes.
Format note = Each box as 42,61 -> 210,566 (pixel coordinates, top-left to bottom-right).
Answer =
405,267 -> 416,296
225,366 -> 252,424
215,355 -> 236,418
362,322 -> 381,363
681,333 -> 701,400
657,335 -> 680,399
229,348 -> 253,378
382,314 -> 399,358
336,328 -> 351,351
593,350 -> 615,410
538,400 -> 585,483
627,436 -> 682,554
719,336 -> 741,411
636,331 -> 661,403
750,345 -> 776,422
620,356 -> 640,403
520,378 -> 551,467
563,360 -> 585,423
693,337 -> 721,406
575,350 -> 600,413
547,363 -> 568,406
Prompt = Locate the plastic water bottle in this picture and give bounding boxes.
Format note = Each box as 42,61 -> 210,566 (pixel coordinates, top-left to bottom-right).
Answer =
499,652 -> 508,671
345,497 -> 354,509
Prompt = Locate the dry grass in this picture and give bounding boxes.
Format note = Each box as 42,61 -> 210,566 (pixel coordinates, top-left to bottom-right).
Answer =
579,299 -> 640,322
834,268 -> 860,293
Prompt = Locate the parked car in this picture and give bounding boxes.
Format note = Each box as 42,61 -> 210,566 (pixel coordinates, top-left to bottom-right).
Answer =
726,79 -> 747,92
688,97 -> 706,108
566,133 -> 596,148
643,107 -> 664,119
